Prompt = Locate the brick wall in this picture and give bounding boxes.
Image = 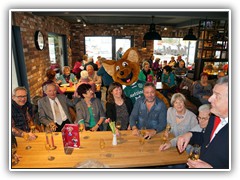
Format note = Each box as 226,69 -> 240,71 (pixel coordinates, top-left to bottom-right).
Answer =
12,12 -> 71,99
70,24 -> 189,65
12,12 -> 190,99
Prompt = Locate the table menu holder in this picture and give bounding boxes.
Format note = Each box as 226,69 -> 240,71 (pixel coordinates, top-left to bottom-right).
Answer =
61,124 -> 80,154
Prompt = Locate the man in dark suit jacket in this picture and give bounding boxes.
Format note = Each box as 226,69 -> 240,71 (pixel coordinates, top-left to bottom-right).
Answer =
177,76 -> 229,169
38,83 -> 75,132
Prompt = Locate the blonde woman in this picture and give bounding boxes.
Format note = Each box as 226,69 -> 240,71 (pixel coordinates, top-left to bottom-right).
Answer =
138,61 -> 154,82
159,93 -> 198,151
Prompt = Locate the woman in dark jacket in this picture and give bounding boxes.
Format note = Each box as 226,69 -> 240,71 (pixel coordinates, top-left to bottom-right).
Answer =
106,82 -> 133,130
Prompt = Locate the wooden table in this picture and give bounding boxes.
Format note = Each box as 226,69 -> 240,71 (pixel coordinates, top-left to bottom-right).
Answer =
12,131 -> 188,169
59,85 -> 75,93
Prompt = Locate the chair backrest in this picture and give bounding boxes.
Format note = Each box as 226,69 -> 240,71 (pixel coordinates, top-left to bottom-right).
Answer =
156,91 -> 170,108
179,77 -> 194,97
68,106 -> 76,123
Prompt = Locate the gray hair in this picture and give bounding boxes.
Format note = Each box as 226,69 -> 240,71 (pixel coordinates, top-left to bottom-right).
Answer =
216,75 -> 228,86
170,93 -> 186,106
12,87 -> 27,96
43,83 -> 57,93
198,104 -> 211,112
74,159 -> 109,168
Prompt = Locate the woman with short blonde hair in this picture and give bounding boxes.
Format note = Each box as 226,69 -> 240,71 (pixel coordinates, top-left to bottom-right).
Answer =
159,92 -> 198,152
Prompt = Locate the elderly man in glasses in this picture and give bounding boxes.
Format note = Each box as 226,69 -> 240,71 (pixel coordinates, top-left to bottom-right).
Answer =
191,104 -> 211,133
12,87 -> 36,140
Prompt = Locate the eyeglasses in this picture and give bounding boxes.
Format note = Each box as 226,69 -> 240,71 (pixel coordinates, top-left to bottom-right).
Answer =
15,95 -> 27,99
197,116 -> 209,121
87,89 -> 93,93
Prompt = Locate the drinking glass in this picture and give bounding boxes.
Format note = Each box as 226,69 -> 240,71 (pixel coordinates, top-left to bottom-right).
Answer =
166,123 -> 171,133
189,144 -> 201,160
45,128 -> 57,161
22,132 -> 31,150
79,124 -> 84,139
161,123 -> 171,144
45,143 -> 55,161
138,136 -> 145,152
30,125 -> 38,139
116,120 -> 122,143
139,126 -> 146,137
116,120 -> 122,130
11,142 -> 19,166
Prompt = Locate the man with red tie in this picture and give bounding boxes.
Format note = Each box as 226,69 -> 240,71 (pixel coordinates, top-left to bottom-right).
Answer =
177,76 -> 229,169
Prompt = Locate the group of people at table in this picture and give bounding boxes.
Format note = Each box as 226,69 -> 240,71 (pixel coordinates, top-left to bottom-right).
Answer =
11,53 -> 228,168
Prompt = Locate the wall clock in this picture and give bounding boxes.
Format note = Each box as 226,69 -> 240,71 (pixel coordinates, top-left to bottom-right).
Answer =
34,30 -> 44,50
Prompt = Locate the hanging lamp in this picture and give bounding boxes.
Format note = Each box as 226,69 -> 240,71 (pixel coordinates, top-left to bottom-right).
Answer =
143,16 -> 161,40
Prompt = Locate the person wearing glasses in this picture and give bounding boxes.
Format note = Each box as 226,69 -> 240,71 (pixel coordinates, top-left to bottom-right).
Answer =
12,87 -> 37,140
177,76 -> 229,169
75,84 -> 105,131
191,104 -> 211,133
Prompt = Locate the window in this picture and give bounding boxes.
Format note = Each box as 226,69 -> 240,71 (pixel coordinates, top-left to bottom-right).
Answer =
154,38 -> 196,68
85,36 -> 133,61
85,36 -> 112,61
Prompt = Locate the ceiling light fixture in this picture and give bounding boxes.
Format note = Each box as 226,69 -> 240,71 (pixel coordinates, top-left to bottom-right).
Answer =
76,18 -> 81,23
143,16 -> 161,41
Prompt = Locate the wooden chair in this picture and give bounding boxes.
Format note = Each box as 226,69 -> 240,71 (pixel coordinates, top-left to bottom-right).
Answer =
156,91 -> 170,108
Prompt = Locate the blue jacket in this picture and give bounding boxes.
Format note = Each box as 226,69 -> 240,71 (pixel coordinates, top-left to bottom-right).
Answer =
129,96 -> 167,133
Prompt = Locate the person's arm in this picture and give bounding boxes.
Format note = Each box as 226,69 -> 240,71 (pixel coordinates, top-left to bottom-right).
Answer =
129,100 -> 140,136
177,132 -> 193,153
75,101 -> 85,124
129,100 -> 140,129
192,82 -> 204,99
38,99 -> 52,126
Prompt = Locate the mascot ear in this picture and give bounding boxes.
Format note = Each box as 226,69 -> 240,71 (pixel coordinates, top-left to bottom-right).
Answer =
122,47 -> 140,63
102,60 -> 116,77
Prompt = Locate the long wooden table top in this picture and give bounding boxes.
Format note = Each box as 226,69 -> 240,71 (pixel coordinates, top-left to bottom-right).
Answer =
12,130 -> 188,169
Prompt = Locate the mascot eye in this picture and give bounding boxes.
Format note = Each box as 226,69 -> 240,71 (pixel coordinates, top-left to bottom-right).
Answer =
116,66 -> 120,71
122,62 -> 128,67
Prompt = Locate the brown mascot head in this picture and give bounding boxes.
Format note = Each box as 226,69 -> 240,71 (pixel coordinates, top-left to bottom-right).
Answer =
102,48 -> 140,86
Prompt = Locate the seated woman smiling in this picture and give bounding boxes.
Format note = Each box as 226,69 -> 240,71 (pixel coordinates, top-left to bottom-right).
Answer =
159,93 -> 198,152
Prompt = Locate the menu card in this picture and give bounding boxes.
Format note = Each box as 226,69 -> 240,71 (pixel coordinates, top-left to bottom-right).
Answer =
61,124 -> 80,148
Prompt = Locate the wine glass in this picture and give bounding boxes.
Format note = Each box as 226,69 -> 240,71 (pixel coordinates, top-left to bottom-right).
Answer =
45,143 -> 55,161
189,144 -> 201,160
116,120 -> 122,143
138,136 -> 145,152
162,124 -> 171,144
30,125 -> 38,139
116,120 -> 122,130
166,123 -> 171,133
22,132 -> 31,150
11,142 -> 19,166
79,124 -> 84,139
139,126 -> 146,137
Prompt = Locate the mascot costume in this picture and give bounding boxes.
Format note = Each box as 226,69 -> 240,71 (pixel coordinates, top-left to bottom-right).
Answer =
102,47 -> 170,108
